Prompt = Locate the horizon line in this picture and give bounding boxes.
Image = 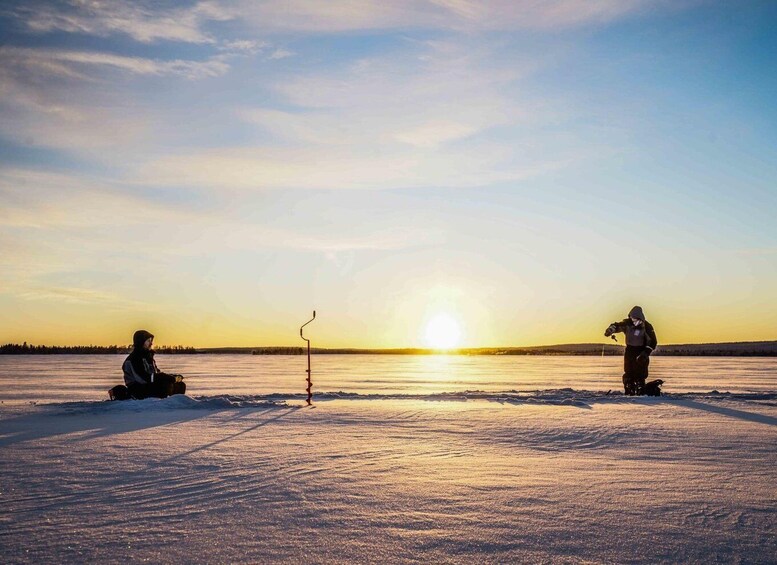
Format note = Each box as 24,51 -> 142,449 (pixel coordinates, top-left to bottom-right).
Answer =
3,340 -> 777,350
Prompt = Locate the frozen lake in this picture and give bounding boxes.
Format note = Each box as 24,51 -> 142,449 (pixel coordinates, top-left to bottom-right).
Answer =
1,354 -> 775,404
2,354 -> 776,563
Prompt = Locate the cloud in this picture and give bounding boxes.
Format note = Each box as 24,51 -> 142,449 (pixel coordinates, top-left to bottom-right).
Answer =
0,70 -> 150,153
6,0 -> 676,42
0,46 -> 230,155
268,48 -> 295,60
1,46 -> 230,80
154,39 -> 570,191
51,49 -> 230,79
0,242 -> 154,309
0,0 -> 655,164
393,120 -> 479,149
8,0 -> 234,43
217,39 -> 292,59
734,247 -> 777,256
0,169 -> 196,229
0,3 -> 634,185
0,168 -> 444,253
431,0 -> 655,29
240,107 -> 484,149
238,38 -> 534,146
150,221 -> 448,257
0,167 -> 448,312
219,39 -> 268,54
135,139 -> 571,191
232,0 -> 663,32
14,285 -> 138,306
0,96 -> 151,154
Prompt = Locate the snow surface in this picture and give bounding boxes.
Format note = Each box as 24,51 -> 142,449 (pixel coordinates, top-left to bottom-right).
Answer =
1,356 -> 776,563
2,390 -> 776,563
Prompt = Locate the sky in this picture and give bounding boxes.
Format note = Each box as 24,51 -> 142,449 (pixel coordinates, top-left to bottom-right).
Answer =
1,0 -> 776,348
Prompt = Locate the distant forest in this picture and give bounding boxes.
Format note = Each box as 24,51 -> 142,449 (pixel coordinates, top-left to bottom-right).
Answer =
0,343 -> 196,355
2,341 -> 776,356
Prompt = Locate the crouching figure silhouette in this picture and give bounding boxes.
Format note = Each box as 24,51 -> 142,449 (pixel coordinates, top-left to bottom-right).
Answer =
605,306 -> 658,396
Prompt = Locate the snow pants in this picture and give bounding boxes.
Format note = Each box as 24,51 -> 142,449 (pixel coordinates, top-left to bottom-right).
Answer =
128,373 -> 186,399
623,346 -> 649,396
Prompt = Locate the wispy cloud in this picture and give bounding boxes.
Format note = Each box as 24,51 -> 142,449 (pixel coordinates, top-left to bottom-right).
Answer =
0,94 -> 151,154
135,140 -> 568,191
232,0 -> 665,32
0,1 -> 650,164
0,169 -> 191,229
137,39 -> 578,190
0,166 -> 449,314
0,70 -> 150,153
14,285 -> 141,306
0,168 -> 444,253
219,39 -> 268,54
268,48 -> 295,60
0,45 -> 231,155
393,120 -> 480,149
7,0 -> 235,43
1,46 -> 230,80
734,247 -> 777,256
204,223 -> 447,254
433,0 -> 659,29
4,0 -> 669,44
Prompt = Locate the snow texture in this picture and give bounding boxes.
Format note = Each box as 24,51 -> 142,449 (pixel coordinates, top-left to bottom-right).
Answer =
1,356 -> 775,563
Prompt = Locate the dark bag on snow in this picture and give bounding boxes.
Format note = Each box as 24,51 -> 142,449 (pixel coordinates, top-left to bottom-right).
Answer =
109,384 -> 131,401
643,379 -> 664,396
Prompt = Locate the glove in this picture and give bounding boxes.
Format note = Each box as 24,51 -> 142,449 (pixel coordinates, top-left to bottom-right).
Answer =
604,325 -> 616,337
637,351 -> 650,364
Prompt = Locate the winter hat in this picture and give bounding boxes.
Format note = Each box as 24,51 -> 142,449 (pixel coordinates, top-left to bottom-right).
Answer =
628,306 -> 645,321
132,329 -> 154,349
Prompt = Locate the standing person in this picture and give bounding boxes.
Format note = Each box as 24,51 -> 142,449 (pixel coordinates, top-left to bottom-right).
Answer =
604,306 -> 658,395
122,330 -> 186,399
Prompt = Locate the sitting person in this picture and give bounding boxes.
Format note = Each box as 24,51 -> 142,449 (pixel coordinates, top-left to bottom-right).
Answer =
122,330 -> 186,399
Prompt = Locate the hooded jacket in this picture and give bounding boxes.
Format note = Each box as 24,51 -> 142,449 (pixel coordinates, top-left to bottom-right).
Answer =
606,306 -> 658,351
122,330 -> 159,386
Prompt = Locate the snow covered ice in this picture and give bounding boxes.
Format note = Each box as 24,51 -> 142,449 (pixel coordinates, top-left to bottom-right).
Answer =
1,355 -> 776,563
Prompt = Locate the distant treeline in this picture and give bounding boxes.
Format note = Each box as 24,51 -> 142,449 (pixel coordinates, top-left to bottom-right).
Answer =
0,343 -> 197,355
251,347 -> 434,355
3,342 -> 776,356
463,342 -> 777,356
252,347 -> 305,355
239,342 -> 777,356
654,342 -> 777,356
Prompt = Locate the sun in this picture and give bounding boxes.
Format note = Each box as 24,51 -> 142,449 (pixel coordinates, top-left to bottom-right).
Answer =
424,314 -> 462,350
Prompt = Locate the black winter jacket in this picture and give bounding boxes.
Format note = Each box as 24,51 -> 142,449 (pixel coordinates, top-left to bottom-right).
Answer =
606,319 -> 657,351
123,349 -> 159,386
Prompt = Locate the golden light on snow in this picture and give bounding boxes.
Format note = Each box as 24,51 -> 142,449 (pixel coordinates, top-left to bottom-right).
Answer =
424,314 -> 462,350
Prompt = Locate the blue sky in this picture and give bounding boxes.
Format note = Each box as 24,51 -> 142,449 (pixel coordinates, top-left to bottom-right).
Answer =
1,1 -> 776,347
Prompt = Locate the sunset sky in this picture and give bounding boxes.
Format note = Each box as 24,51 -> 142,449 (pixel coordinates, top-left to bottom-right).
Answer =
1,1 -> 776,348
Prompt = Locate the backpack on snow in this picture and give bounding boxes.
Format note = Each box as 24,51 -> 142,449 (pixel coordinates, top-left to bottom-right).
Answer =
109,384 -> 131,401
643,379 -> 664,396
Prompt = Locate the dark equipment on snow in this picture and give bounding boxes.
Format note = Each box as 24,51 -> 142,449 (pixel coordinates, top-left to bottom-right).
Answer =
108,375 -> 185,401
644,379 -> 664,396
300,311 -> 316,406
109,384 -> 131,401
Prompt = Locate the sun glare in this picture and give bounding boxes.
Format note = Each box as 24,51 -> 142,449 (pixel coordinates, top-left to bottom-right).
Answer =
424,314 -> 462,350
